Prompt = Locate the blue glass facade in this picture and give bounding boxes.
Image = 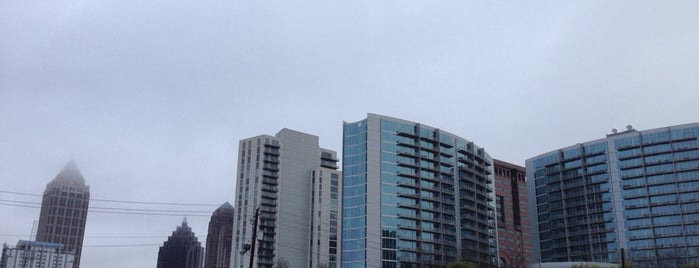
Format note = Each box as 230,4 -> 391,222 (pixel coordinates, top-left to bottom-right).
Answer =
342,114 -> 497,268
342,119 -> 368,268
616,126 -> 699,267
527,123 -> 699,268
530,142 -> 618,263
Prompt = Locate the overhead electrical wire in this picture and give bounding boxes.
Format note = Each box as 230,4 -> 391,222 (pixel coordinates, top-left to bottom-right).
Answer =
83,243 -> 161,248
2,188 -> 441,262
0,190 -> 221,207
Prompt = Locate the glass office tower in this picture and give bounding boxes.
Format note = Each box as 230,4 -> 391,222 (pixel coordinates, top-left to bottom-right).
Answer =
526,123 -> 699,268
342,114 -> 498,268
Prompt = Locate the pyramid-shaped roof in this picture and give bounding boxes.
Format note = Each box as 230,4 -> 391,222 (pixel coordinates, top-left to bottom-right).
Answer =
218,202 -> 233,210
50,159 -> 86,186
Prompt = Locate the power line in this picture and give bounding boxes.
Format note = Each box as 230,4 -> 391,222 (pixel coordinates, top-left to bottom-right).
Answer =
0,190 -> 40,197
0,203 -> 40,209
88,210 -> 210,217
0,199 -> 37,205
91,198 -> 219,207
83,243 -> 161,248
0,234 -> 165,239
0,202 -> 210,217
0,199 -> 213,213
0,190 -> 222,207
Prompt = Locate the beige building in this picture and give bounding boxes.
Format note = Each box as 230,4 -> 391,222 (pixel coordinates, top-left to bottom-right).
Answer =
35,160 -> 90,268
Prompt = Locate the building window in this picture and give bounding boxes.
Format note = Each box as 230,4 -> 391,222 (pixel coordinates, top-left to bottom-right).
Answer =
496,195 -> 505,225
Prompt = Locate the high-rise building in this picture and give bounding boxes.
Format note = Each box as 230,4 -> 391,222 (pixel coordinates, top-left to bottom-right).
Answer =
526,123 -> 699,268
204,202 -> 234,268
342,114 -> 498,267
1,240 -> 75,268
157,218 -> 203,268
35,160 -> 89,268
493,160 -> 533,268
309,161 -> 342,268
231,129 -> 341,268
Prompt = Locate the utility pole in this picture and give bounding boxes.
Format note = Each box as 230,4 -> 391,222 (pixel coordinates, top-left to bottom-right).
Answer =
621,248 -> 625,268
248,207 -> 261,268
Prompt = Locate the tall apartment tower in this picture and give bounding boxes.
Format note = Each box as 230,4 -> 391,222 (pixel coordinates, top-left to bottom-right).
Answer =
231,129 -> 341,268
309,160 -> 342,268
204,202 -> 234,268
35,160 -> 90,268
157,218 -> 203,268
342,114 -> 498,268
493,160 -> 533,268
527,123 -> 699,268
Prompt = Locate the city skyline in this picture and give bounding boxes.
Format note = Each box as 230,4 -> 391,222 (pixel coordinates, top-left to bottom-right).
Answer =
2,1 -> 699,267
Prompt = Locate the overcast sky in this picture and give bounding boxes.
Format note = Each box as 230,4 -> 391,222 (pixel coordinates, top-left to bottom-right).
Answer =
1,1 -> 698,267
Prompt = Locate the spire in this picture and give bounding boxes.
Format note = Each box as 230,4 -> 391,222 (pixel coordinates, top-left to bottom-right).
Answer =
182,217 -> 188,227
219,202 -> 233,210
51,159 -> 86,186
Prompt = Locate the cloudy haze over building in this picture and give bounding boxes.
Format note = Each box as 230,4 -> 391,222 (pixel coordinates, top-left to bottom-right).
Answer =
35,160 -> 89,268
1,1 -> 698,267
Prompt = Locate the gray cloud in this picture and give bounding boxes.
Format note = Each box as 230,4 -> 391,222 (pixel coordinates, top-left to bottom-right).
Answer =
2,1 -> 698,267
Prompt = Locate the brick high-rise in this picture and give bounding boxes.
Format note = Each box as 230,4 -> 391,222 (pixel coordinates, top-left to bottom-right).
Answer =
204,202 -> 234,268
494,160 -> 533,268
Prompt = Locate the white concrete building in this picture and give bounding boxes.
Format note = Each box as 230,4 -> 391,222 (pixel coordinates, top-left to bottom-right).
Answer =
1,240 -> 75,268
231,129 -> 340,268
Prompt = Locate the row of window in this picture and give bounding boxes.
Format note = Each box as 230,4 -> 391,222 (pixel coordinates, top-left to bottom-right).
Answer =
622,181 -> 699,198
627,214 -> 699,228
628,224 -> 699,239
628,235 -> 699,250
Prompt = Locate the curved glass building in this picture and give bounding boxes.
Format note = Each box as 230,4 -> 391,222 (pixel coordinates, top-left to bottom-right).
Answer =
526,123 -> 699,268
342,114 -> 498,268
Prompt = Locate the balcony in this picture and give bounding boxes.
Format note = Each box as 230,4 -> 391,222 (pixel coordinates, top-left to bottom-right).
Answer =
263,156 -> 279,163
397,202 -> 420,210
397,130 -> 417,138
263,148 -> 280,156
397,160 -> 418,168
396,180 -> 418,188
260,206 -> 277,214
262,171 -> 278,178
397,150 -> 418,158
261,185 -> 277,192
262,178 -> 278,186
261,192 -> 277,200
396,191 -> 420,199
397,170 -> 418,179
262,164 -> 279,171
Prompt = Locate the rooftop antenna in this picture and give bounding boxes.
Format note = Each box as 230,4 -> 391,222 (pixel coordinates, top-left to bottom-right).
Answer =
612,128 -> 618,134
626,125 -> 634,131
30,220 -> 38,241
